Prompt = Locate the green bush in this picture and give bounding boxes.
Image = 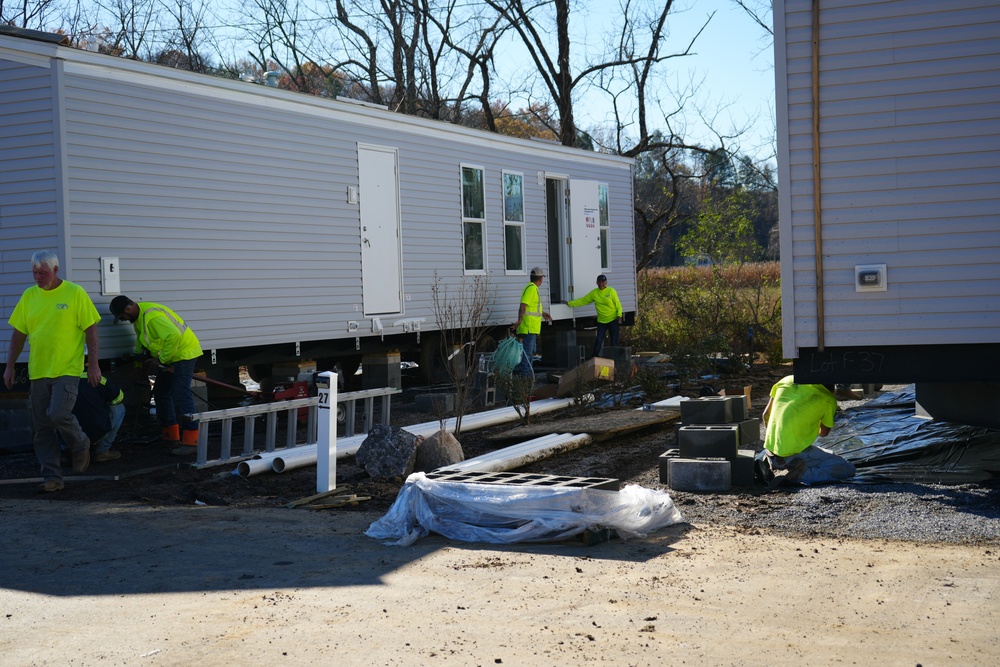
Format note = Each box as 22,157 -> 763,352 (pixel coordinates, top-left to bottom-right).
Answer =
624,262 -> 783,378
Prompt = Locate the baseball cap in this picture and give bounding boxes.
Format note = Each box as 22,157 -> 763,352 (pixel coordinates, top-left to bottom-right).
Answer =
110,295 -> 133,322
530,266 -> 545,278
597,274 -> 608,282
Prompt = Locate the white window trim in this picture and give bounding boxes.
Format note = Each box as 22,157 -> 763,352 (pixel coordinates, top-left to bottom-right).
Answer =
502,169 -> 526,275
461,163 -> 488,275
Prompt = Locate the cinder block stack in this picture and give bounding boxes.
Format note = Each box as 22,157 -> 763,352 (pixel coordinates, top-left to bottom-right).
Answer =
660,396 -> 761,492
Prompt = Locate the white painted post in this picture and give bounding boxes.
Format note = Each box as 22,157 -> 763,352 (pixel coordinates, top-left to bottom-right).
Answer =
316,371 -> 337,492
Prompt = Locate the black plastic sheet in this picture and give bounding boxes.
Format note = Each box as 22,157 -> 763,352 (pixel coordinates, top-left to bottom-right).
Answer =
823,386 -> 1000,485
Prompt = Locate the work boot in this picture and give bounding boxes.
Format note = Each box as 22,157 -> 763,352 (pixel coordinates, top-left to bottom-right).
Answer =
94,450 -> 121,462
71,447 -> 90,474
37,479 -> 64,493
161,424 -> 180,443
180,429 -> 199,447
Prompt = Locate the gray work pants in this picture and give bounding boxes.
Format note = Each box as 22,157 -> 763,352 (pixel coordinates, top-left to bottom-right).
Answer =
30,376 -> 90,482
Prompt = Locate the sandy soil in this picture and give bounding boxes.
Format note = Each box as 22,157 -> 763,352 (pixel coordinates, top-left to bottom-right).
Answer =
1,369 -> 998,664
0,501 -> 997,666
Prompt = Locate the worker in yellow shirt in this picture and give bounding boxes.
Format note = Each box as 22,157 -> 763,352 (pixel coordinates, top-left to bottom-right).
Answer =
4,250 -> 101,492
563,274 -> 623,358
759,376 -> 855,487
110,296 -> 203,449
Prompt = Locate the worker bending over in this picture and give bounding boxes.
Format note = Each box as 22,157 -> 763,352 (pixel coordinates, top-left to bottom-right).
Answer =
110,296 -> 202,449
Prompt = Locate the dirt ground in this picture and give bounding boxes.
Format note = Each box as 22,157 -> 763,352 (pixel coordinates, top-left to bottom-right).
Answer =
1,365 -> 999,664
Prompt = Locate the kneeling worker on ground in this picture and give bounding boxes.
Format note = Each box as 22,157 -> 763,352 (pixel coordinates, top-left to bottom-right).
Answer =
761,376 -> 856,486
110,296 -> 202,449
72,369 -> 126,462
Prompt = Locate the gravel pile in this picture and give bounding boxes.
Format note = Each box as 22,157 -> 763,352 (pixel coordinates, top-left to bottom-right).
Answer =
643,475 -> 1000,547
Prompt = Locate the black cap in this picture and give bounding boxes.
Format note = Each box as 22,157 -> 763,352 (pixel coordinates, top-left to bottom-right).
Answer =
597,274 -> 608,283
110,295 -> 132,322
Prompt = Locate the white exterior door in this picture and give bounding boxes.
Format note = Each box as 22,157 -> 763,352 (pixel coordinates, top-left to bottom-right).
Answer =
358,144 -> 403,316
568,179 -> 602,300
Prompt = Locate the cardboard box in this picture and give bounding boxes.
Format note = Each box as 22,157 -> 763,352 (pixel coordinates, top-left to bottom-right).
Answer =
556,358 -> 615,396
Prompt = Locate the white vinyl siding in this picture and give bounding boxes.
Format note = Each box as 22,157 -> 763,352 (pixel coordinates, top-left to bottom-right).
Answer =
0,34 -> 637,361
0,58 -> 61,356
775,0 -> 1000,355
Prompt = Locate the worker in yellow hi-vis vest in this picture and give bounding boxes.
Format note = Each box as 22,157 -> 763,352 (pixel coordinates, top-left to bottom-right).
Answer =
110,295 -> 202,450
512,267 -> 552,377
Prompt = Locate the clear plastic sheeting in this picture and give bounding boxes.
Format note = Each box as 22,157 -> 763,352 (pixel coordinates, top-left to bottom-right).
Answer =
823,386 -> 1000,485
365,473 -> 683,546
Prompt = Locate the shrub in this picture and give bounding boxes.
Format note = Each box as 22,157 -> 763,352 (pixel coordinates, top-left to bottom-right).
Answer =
624,262 -> 783,381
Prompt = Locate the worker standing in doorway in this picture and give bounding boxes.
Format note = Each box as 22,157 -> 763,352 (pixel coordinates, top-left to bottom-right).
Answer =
110,296 -> 202,450
563,274 -> 623,358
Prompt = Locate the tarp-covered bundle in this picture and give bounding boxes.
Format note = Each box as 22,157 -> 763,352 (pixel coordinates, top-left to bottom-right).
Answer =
366,473 -> 683,546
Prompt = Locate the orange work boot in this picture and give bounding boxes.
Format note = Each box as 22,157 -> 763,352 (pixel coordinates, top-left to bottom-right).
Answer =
161,424 -> 180,443
180,429 -> 199,447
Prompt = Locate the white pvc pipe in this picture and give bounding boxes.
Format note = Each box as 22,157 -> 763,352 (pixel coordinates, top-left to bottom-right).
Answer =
236,457 -> 276,477
271,434 -> 367,473
438,433 -> 593,474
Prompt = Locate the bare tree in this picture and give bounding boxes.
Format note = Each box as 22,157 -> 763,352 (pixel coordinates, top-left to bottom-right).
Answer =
156,0 -> 210,72
99,0 -> 158,59
430,273 -> 496,437
0,0 -> 59,28
732,0 -> 772,36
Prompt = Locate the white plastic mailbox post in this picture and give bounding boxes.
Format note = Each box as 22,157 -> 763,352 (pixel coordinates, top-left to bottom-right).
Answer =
316,371 -> 337,492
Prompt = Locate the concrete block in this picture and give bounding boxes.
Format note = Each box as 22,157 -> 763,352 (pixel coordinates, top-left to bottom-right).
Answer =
677,425 -> 740,459
731,449 -> 756,487
674,418 -> 760,446
680,396 -> 732,424
415,393 -> 455,413
555,330 -> 583,369
722,395 -> 747,421
737,418 -> 762,446
666,458 -> 731,492
363,352 -> 402,390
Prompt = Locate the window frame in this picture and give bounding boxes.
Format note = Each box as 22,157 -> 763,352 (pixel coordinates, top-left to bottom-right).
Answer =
598,182 -> 610,271
501,170 -> 526,275
461,163 -> 487,275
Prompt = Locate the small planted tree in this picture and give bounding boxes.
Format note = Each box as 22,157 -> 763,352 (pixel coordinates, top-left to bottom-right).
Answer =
430,273 -> 496,436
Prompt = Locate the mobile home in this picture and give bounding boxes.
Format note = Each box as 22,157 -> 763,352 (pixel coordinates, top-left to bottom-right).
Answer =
0,28 -> 635,390
774,0 -> 1000,425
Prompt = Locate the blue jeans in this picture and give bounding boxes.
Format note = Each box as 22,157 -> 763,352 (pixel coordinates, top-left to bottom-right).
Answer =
30,376 -> 88,482
94,403 -> 126,453
593,320 -> 620,358
514,334 -> 537,377
154,358 -> 198,431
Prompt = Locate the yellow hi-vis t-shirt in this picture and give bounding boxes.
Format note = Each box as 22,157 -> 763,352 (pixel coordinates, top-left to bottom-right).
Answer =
8,281 -> 101,380
517,282 -> 543,335
567,286 -> 623,324
763,376 -> 837,457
